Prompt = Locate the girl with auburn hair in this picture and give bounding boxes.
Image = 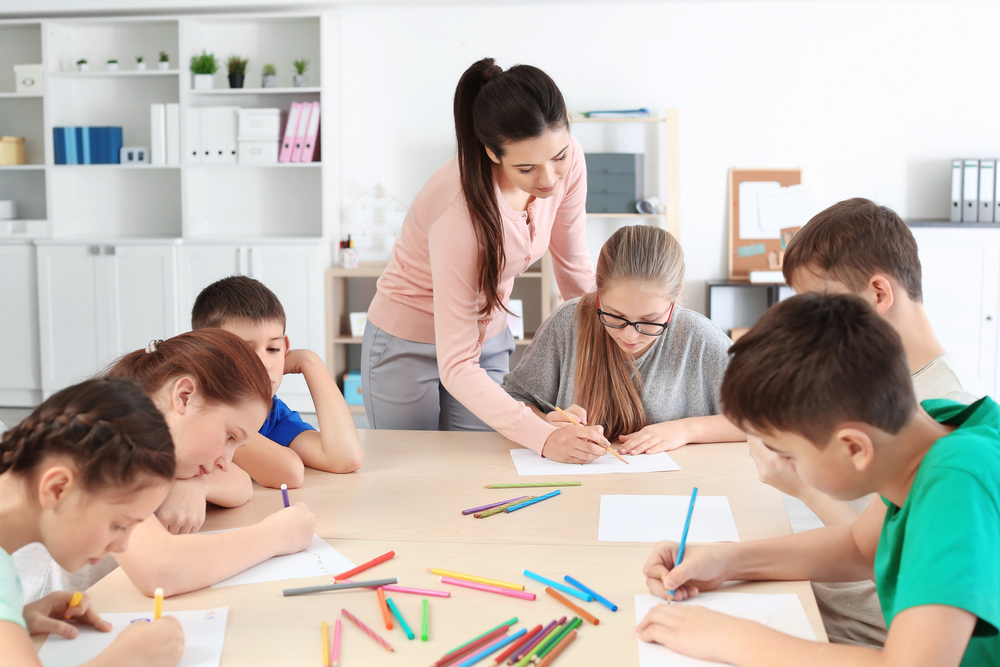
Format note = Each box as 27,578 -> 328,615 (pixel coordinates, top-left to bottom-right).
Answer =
0,377 -> 184,667
15,329 -> 316,601
363,57 -> 603,462
503,225 -> 745,462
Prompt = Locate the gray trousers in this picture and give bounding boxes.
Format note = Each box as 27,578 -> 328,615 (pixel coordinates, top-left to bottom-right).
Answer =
361,321 -> 514,431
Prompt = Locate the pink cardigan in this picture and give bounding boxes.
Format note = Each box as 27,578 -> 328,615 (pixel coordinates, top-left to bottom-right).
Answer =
368,136 -> 595,453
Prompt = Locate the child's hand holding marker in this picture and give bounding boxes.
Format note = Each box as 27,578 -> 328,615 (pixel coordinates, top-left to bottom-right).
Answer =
23,591 -> 110,638
262,485 -> 316,556
101,615 -> 185,667
643,541 -> 732,603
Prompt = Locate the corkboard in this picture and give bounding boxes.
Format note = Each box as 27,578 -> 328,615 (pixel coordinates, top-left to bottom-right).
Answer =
728,168 -> 802,280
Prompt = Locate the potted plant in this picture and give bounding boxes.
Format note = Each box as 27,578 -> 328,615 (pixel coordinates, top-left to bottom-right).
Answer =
158,51 -> 170,71
189,50 -> 218,90
227,55 -> 248,89
106,59 -> 118,72
292,59 -> 309,87
135,55 -> 146,71
262,63 -> 277,88
76,58 -> 89,72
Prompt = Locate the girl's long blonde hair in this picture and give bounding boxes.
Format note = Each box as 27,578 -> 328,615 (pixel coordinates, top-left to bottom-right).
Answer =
574,225 -> 685,440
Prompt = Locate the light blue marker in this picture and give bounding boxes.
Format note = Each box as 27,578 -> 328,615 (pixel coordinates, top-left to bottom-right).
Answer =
669,487 -> 699,599
522,570 -> 592,603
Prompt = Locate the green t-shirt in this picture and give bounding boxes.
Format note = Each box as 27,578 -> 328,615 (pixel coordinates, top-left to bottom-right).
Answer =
876,397 -> 1000,667
0,545 -> 27,631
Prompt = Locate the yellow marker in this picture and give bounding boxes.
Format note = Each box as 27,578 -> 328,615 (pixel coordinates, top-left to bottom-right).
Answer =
426,569 -> 524,591
64,591 -> 83,619
153,587 -> 164,620
322,621 -> 330,667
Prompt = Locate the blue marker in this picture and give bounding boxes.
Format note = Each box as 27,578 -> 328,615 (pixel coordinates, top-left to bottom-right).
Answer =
522,570 -> 592,603
564,575 -> 618,612
669,487 -> 698,600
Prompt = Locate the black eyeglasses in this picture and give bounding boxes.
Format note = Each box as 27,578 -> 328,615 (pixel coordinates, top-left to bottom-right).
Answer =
596,299 -> 676,337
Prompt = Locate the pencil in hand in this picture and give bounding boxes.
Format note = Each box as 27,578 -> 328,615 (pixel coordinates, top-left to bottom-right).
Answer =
668,487 -> 698,603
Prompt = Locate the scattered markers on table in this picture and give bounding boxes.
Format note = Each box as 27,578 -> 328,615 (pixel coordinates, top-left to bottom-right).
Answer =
536,629 -> 577,667
669,487 -> 699,602
281,483 -> 290,508
377,587 -> 393,630
437,617 -> 518,664
333,550 -> 395,582
386,597 -> 414,640
440,576 -> 537,600
545,587 -> 600,625
522,570 -> 592,602
64,591 -> 83,619
510,618 -> 561,664
455,628 -> 527,667
564,575 -> 618,612
504,490 -> 562,513
475,497 -> 539,518
283,577 -> 399,597
332,619 -> 341,667
335,579 -> 451,597
321,620 -> 330,667
341,607 -> 394,652
484,482 -> 581,489
422,598 -> 429,642
494,623 -> 540,664
428,569 -> 524,591
153,587 -> 163,620
434,626 -> 511,667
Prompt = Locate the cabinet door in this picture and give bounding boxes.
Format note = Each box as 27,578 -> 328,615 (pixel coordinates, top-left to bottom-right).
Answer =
107,245 -> 179,359
0,244 -> 42,405
248,243 -> 324,411
911,227 -> 1000,396
177,244 -> 245,332
36,245 -> 103,395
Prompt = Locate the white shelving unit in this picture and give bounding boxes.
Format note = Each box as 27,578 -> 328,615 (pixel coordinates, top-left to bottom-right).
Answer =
0,11 -> 339,409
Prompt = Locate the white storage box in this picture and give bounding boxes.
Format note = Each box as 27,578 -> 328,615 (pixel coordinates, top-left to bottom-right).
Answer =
237,108 -> 281,141
238,140 -> 279,164
13,64 -> 43,93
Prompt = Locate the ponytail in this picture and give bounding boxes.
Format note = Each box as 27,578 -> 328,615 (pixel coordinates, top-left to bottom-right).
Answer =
0,377 -> 175,491
453,58 -> 569,317
105,329 -> 271,410
573,226 -> 685,440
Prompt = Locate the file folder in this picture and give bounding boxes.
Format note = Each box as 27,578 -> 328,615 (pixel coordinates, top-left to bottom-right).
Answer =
185,107 -> 201,164
166,103 -> 181,165
978,160 -> 995,223
300,101 -> 320,162
150,103 -> 166,165
950,159 -> 962,222
962,159 -> 979,222
290,102 -> 311,162
279,102 -> 302,163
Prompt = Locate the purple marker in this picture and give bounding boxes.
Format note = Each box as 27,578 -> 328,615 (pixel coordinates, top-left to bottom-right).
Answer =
281,483 -> 290,508
461,496 -> 529,515
510,617 -> 563,663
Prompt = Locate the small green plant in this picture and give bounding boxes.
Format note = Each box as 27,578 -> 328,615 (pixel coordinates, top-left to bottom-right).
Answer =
293,59 -> 309,75
189,50 -> 218,75
226,56 -> 249,76
135,55 -> 144,63
107,59 -> 118,63
76,58 -> 87,65
262,63 -> 276,76
159,51 -> 169,62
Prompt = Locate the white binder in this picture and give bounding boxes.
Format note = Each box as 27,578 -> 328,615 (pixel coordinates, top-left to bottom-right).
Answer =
165,103 -> 181,165
962,159 -> 979,222
950,159 -> 963,222
221,106 -> 238,164
995,162 -> 1000,223
184,107 -> 201,164
978,160 -> 995,223
199,107 -> 215,163
149,103 -> 166,165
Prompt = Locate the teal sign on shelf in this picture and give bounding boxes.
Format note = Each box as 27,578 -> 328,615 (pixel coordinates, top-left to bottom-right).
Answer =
737,243 -> 766,258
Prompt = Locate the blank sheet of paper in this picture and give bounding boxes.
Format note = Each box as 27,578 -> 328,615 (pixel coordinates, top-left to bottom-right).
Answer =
598,495 -> 740,543
509,449 -> 681,476
738,181 -> 781,239
208,533 -> 355,588
634,593 -> 816,666
39,607 -> 228,667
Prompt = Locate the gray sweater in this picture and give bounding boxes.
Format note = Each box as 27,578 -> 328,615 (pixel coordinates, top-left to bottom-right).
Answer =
502,298 -> 732,424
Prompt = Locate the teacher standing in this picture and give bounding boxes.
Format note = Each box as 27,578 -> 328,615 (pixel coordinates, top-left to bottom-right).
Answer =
362,58 -> 607,462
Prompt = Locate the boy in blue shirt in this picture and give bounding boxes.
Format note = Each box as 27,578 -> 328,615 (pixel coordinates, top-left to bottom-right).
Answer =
192,276 -> 364,489
639,293 -> 999,667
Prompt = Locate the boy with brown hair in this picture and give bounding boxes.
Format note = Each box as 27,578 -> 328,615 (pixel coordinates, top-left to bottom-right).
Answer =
192,276 -> 363,489
639,292 -> 1000,667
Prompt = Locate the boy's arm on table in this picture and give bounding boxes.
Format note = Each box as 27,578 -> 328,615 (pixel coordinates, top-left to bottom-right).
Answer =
748,435 -> 861,526
232,433 -> 305,489
113,502 -> 316,597
619,414 -> 747,455
285,349 -> 364,473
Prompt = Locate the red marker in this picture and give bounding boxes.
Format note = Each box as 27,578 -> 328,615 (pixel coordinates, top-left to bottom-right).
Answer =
333,550 -> 395,582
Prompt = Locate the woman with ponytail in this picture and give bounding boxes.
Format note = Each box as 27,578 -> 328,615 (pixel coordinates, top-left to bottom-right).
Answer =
503,225 -> 745,460
363,58 -> 604,461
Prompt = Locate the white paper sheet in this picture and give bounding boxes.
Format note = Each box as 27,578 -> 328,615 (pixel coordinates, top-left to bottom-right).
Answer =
738,181 -> 781,239
598,495 -> 740,543
207,533 -> 355,588
509,448 -> 681,476
756,184 -> 815,235
634,593 -> 816,666
38,607 -> 228,667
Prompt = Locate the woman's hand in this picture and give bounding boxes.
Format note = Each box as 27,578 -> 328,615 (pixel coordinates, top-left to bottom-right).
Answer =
541,425 -> 607,463
619,421 -> 692,455
23,591 -> 111,638
544,404 -> 588,427
156,477 -> 208,535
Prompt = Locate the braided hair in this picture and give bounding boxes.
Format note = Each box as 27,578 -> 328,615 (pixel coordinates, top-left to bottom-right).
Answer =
0,377 -> 175,491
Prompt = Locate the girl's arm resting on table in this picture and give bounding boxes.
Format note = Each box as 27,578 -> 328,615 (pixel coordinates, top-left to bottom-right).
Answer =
232,434 -> 305,489
203,463 -> 253,507
286,349 -> 364,474
619,415 -> 746,455
113,502 -> 316,597
638,603 -> 975,667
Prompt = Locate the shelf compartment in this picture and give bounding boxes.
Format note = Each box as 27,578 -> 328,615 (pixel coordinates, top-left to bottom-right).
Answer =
49,70 -> 179,77
0,168 -> 47,221
190,87 -> 321,96
0,23 -> 42,94
46,19 -> 179,75
0,96 -> 45,164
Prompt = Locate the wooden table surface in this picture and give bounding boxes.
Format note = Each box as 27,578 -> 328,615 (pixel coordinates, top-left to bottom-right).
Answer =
70,431 -> 826,666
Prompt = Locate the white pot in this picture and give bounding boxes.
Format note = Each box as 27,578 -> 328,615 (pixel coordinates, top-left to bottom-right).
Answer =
106,62 -> 118,72
293,73 -> 309,88
262,74 -> 277,88
158,61 -> 169,71
193,73 -> 214,90
77,63 -> 90,72
136,62 -> 146,71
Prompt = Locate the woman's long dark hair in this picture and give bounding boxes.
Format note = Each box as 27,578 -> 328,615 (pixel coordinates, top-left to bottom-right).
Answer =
453,58 -> 569,316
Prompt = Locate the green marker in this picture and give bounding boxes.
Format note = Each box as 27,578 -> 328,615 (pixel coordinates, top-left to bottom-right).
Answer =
421,598 -> 429,642
445,617 -> 518,654
537,617 -> 582,660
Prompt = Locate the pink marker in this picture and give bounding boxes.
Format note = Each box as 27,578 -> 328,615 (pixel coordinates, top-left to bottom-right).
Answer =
333,579 -> 451,598
440,576 -> 536,600
332,619 -> 341,667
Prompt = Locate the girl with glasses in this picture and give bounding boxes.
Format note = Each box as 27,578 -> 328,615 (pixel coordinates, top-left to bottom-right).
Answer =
503,225 -> 746,463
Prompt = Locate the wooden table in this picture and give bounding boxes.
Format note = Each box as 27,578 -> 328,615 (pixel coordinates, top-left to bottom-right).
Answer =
76,431 -> 827,666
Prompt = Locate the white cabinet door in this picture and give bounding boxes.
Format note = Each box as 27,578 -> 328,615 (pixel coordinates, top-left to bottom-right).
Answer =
911,227 -> 1000,397
248,243 -> 324,411
0,244 -> 42,405
177,244 -> 245,332
36,245 -> 104,396
107,244 -> 179,359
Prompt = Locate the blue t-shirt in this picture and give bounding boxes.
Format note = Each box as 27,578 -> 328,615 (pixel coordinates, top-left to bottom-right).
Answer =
259,396 -> 316,447
0,546 -> 27,631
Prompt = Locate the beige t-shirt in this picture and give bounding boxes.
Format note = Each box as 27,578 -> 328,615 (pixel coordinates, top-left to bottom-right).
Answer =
911,353 -> 981,405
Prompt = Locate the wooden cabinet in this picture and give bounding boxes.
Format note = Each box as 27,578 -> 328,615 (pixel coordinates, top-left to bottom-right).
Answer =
0,242 -> 42,406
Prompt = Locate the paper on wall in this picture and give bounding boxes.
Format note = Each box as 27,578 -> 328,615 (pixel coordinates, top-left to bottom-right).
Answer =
207,533 -> 355,588
738,181 -> 781,239
757,184 -> 815,235
598,495 -> 740,543
509,448 -> 681,476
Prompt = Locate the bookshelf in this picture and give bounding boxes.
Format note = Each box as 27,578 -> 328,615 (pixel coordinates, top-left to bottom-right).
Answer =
0,11 -> 337,410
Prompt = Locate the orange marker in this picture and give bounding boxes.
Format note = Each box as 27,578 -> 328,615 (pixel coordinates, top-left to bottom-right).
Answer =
544,587 -> 600,625
377,587 -> 393,630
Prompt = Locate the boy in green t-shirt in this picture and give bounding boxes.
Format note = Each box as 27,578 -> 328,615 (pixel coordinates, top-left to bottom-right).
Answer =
638,292 -> 999,667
